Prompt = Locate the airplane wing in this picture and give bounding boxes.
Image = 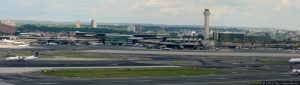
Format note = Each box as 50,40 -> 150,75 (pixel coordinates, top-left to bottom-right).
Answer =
5,56 -> 22,60
5,57 -> 18,60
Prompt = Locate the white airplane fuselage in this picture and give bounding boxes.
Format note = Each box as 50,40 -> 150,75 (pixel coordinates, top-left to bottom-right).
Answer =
5,55 -> 38,61
292,69 -> 300,73
289,58 -> 300,74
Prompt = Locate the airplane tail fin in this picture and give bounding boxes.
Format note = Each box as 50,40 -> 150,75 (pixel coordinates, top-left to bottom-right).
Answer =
33,51 -> 39,57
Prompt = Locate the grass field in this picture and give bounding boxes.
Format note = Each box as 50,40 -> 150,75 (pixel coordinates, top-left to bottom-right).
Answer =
64,56 -> 123,59
43,68 -> 228,78
258,59 -> 288,64
38,52 -> 125,59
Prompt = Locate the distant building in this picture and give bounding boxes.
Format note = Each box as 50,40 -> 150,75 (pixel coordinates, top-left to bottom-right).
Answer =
213,32 -> 272,47
19,33 -> 43,37
127,25 -> 136,33
76,20 -> 81,28
0,20 -> 16,27
105,34 -> 133,45
182,30 -> 198,37
244,35 -> 272,44
135,24 -> 143,33
213,32 -> 245,42
0,23 -> 16,35
91,19 -> 97,28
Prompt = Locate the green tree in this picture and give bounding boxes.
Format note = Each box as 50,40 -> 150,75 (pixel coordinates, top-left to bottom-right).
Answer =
17,24 -> 134,34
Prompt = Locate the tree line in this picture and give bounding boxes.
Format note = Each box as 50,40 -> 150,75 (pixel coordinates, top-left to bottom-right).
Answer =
17,24 -> 133,34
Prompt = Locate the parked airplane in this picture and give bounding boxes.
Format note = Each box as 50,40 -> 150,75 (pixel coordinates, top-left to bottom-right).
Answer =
1,39 -> 29,47
288,58 -> 300,74
5,52 -> 39,62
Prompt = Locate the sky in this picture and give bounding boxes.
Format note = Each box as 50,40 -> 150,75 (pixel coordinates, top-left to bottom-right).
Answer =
0,0 -> 299,30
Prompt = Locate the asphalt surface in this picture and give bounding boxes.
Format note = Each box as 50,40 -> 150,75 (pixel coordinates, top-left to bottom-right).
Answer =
0,60 -> 156,67
0,72 -> 298,85
1,45 -> 300,54
0,45 -> 299,85
0,57 -> 292,85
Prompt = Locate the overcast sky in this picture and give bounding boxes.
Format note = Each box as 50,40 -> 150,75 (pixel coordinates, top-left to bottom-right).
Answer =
0,0 -> 299,30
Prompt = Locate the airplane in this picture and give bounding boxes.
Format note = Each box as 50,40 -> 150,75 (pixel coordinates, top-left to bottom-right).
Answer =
288,58 -> 300,74
5,52 -> 39,62
2,39 -> 29,47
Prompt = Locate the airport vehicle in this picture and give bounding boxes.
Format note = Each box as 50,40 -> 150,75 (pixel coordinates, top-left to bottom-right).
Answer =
162,47 -> 172,50
288,58 -> 300,74
47,43 -> 58,45
5,52 -> 39,62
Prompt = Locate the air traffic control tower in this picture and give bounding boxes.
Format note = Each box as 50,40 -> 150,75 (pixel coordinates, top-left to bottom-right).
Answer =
203,9 -> 210,41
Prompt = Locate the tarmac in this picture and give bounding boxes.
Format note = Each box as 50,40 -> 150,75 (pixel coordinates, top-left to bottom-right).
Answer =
0,72 -> 298,85
0,45 -> 298,85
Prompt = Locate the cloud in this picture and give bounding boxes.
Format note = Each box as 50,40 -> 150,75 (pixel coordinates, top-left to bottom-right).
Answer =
211,6 -> 236,15
275,0 -> 290,10
23,16 -> 71,22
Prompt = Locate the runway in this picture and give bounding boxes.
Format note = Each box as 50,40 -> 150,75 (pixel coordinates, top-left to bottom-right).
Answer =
1,72 -> 298,85
0,46 -> 298,85
0,58 -> 292,85
0,60 -> 156,67
0,66 -> 181,74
